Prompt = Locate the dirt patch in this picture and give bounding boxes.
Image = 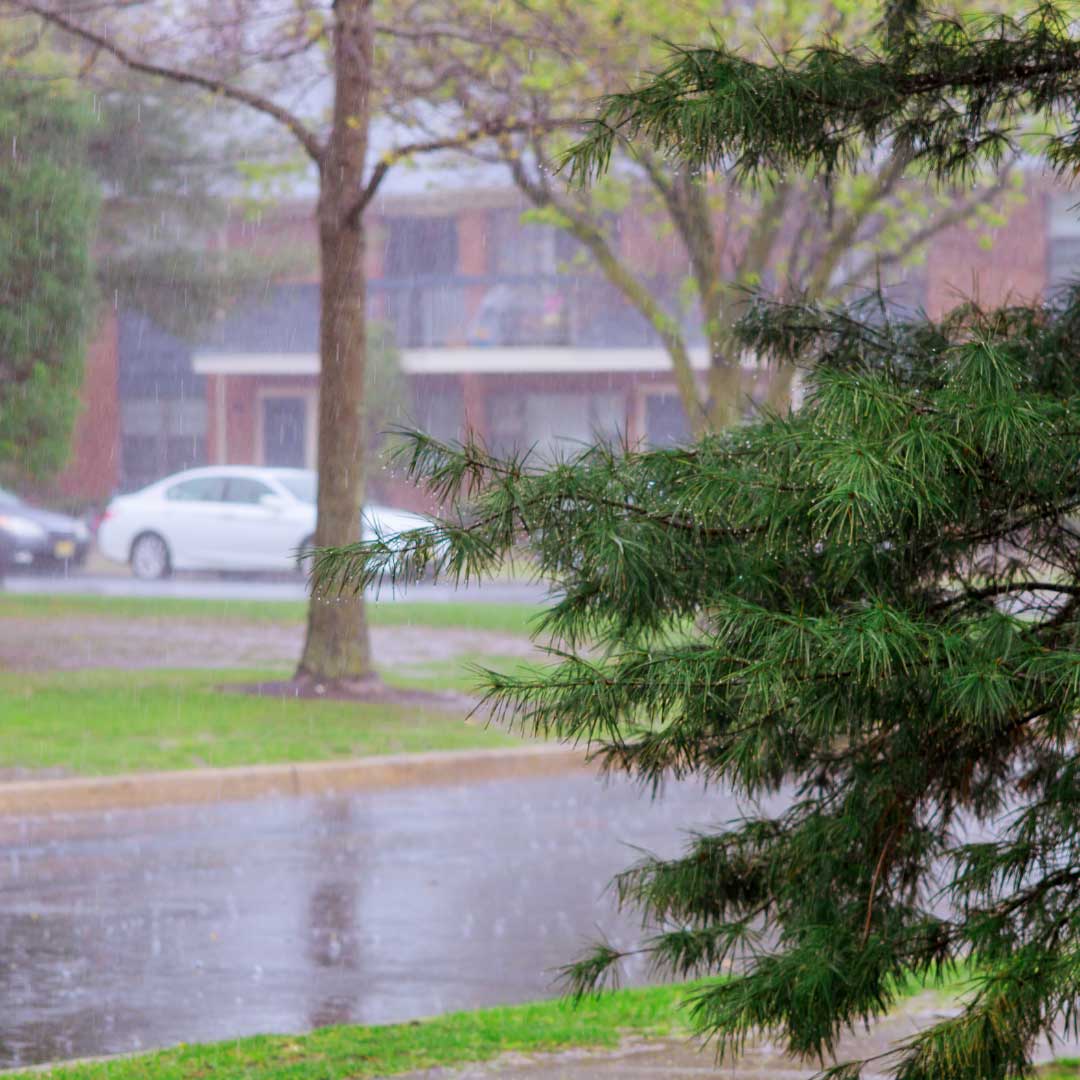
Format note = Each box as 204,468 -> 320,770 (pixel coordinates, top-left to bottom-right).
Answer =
220,676 -> 479,713
0,765 -> 72,782
0,615 -> 540,673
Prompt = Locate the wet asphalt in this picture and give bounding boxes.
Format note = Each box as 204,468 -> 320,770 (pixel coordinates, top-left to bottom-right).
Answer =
0,771 -> 732,1068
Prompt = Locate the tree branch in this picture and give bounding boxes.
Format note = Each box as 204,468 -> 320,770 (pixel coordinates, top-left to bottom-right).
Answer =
565,8 -> 1080,185
346,118 -> 579,225
807,151 -> 909,299
838,173 -> 1012,291
14,0 -> 326,163
930,580 -> 1080,613
500,138 -> 706,435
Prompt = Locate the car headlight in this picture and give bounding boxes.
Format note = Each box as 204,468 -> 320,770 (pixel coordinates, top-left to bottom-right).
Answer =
74,520 -> 90,541
0,515 -> 47,541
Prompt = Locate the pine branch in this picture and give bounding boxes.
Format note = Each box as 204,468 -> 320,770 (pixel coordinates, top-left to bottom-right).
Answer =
564,4 -> 1080,186
315,262 -> 1080,1079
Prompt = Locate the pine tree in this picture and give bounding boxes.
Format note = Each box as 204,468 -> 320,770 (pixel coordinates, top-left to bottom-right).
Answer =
315,5 -> 1080,1076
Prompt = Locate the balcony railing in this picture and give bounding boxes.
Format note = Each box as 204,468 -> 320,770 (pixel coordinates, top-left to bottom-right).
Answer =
367,273 -> 690,351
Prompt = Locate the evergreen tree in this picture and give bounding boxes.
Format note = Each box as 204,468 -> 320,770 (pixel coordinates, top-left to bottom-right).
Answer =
89,83 -> 304,339
0,75 -> 97,479
316,4 -> 1080,1077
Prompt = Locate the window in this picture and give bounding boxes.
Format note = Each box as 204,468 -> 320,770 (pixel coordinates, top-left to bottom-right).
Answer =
224,477 -> 274,504
489,209 -> 579,275
466,283 -> 569,347
645,394 -> 691,448
384,283 -> 464,347
384,216 -> 458,277
165,476 -> 226,502
487,391 -> 625,458
261,397 -> 308,469
413,380 -> 464,443
381,216 -> 461,346
1047,194 -> 1080,293
120,398 -> 207,491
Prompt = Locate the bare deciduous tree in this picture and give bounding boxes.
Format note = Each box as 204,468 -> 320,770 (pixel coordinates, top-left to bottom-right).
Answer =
388,0 -> 1018,431
8,0 -> 528,687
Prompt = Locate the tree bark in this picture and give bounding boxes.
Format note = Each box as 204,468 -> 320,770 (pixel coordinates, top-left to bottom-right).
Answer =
664,173 -> 740,429
296,0 -> 375,685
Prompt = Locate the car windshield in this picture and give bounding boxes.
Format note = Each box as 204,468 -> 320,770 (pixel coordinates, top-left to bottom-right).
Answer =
273,471 -> 316,504
0,486 -> 22,508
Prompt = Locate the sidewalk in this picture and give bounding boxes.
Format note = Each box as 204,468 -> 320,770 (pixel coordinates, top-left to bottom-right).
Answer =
0,744 -> 589,816
401,1038 -> 815,1077
399,994 -> 1077,1079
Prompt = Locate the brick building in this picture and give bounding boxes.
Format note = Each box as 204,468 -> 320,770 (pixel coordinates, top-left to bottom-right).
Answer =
52,172 -> 1079,508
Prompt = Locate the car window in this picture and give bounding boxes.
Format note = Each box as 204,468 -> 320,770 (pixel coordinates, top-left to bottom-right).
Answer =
0,486 -> 21,508
165,477 -> 227,502
224,478 -> 275,505
273,471 -> 316,503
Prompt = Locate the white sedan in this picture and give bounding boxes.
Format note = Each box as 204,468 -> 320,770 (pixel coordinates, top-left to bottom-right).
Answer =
97,466 -> 430,580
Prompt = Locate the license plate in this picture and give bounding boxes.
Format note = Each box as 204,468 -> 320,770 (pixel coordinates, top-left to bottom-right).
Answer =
54,540 -> 76,559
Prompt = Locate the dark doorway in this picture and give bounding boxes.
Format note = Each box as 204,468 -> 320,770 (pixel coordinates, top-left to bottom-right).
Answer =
262,396 -> 307,468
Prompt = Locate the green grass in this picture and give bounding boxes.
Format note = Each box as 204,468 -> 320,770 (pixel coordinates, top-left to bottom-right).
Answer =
889,960 -> 979,1003
1042,1062 -> 1080,1079
5,967 -> 991,1080
892,966 -> 1080,1079
384,654 -> 535,695
0,594 -> 542,635
7,983 -> 700,1080
1,666 -> 525,775
0,590 -> 546,775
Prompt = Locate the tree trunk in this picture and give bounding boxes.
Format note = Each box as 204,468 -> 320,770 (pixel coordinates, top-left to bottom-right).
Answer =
763,361 -> 797,414
705,350 -> 743,429
296,0 -> 375,686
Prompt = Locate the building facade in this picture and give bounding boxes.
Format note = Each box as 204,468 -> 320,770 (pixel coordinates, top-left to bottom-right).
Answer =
51,173 -> 1077,509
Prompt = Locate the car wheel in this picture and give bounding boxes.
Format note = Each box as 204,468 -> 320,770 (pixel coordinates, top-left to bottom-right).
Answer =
130,532 -> 171,580
296,535 -> 315,578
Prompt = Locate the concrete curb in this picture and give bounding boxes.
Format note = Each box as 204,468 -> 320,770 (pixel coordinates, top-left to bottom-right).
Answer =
0,745 -> 592,818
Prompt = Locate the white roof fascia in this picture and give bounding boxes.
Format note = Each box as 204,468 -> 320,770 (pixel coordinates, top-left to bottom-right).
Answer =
193,347 -> 730,376
192,353 -> 320,376
404,347 -> 713,373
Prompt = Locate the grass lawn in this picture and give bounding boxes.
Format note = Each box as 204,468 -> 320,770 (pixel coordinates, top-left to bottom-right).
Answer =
6,968 -> 990,1080
1,663 -> 532,776
0,591 -> 548,776
1043,1062 -> 1080,1078
0,593 -> 542,635
11,983 -> 700,1080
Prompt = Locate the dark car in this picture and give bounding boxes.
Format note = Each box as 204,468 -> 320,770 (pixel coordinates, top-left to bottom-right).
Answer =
0,487 -> 91,572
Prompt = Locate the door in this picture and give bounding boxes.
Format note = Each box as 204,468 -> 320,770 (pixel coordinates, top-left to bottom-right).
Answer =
262,397 -> 308,468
